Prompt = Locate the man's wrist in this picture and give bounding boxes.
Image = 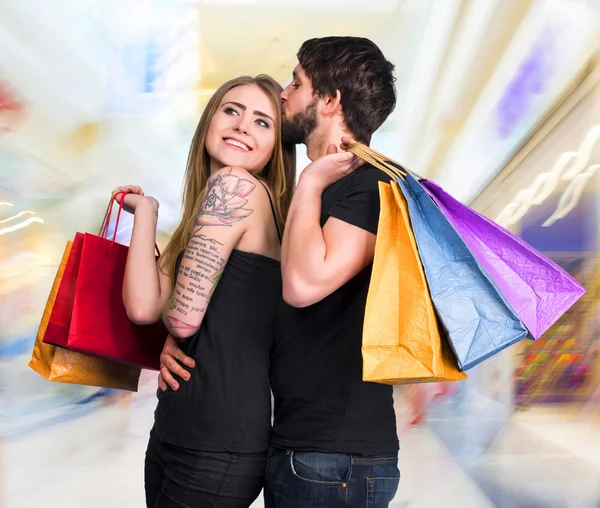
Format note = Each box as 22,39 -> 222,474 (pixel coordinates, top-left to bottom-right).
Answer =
297,171 -> 327,194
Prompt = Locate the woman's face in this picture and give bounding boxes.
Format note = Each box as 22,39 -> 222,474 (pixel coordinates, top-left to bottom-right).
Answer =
206,84 -> 277,174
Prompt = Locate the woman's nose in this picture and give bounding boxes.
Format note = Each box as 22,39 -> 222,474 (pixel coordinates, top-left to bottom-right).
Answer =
234,115 -> 251,135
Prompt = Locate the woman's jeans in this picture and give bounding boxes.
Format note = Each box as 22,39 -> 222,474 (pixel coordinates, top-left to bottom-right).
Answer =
145,428 -> 266,508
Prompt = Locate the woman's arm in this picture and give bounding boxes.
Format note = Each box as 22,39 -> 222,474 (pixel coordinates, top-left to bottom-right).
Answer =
162,167 -> 262,339
118,191 -> 172,324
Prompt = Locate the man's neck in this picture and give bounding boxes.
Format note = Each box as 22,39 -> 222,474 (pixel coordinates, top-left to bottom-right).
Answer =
305,125 -> 350,161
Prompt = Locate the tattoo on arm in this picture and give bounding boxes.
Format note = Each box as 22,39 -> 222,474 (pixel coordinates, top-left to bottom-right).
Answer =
162,313 -> 197,333
163,234 -> 228,334
195,168 -> 256,228
163,169 -> 256,335
194,234 -> 223,246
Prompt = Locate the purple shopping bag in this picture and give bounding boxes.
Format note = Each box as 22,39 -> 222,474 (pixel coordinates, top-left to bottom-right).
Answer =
422,180 -> 585,339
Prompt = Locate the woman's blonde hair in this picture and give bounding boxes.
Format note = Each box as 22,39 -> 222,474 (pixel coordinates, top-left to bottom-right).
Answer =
161,75 -> 296,278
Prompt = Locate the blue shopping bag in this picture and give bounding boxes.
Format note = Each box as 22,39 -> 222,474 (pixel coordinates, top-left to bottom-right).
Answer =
399,174 -> 528,370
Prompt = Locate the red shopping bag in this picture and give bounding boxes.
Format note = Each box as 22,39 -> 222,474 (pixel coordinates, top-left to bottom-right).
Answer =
31,239 -> 142,392
43,193 -> 167,370
43,233 -> 85,348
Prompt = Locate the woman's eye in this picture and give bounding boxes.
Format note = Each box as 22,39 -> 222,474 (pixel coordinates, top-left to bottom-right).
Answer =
224,107 -> 238,115
292,83 -> 300,89
256,119 -> 270,128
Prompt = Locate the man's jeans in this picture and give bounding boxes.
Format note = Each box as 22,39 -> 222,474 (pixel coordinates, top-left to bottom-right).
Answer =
264,447 -> 400,508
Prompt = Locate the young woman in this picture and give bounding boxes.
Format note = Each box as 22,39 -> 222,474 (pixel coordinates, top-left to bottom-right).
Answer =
112,75 -> 296,508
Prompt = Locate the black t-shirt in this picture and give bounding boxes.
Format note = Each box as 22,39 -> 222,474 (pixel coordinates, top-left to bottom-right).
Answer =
270,164 -> 399,455
153,249 -> 281,453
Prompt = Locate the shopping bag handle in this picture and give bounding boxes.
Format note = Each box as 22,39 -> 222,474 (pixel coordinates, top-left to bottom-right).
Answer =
99,192 -> 161,257
345,142 -> 424,182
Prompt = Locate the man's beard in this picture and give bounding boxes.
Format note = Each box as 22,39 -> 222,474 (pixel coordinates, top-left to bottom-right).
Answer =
281,98 -> 318,145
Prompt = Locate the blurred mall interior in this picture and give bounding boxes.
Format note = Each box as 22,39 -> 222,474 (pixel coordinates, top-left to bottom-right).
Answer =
2,0 -> 600,506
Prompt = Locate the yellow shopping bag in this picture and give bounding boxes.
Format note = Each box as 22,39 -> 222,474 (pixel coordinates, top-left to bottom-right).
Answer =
362,181 -> 467,384
28,241 -> 141,392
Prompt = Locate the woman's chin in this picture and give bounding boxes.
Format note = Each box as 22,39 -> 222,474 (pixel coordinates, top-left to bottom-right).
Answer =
211,154 -> 262,173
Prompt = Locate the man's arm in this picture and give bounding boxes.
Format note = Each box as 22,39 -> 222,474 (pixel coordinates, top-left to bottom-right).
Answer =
281,152 -> 375,308
158,334 -> 195,391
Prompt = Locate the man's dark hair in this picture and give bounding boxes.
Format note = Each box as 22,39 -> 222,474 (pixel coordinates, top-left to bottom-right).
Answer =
297,36 -> 396,144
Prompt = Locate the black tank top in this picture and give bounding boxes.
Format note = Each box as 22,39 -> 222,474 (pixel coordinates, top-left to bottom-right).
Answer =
153,180 -> 282,453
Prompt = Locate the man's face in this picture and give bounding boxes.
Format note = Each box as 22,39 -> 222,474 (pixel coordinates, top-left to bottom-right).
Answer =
281,64 -> 319,144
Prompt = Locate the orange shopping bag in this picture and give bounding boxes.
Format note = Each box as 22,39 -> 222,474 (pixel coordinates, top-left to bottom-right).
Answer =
361,181 -> 466,384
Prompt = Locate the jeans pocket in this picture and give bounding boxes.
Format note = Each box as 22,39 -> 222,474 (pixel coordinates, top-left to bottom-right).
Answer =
366,476 -> 400,508
290,451 -> 351,486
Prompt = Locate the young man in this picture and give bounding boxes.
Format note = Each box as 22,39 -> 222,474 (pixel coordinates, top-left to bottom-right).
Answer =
157,36 -> 400,508
264,36 -> 400,508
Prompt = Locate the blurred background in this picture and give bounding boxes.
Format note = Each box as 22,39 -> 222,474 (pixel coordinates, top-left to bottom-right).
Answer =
1,0 -> 600,506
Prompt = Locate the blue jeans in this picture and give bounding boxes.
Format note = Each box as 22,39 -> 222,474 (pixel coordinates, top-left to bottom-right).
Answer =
264,447 -> 400,508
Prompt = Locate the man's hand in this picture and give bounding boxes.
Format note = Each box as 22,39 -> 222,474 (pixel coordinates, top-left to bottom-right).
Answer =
299,142 -> 362,192
340,135 -> 359,151
158,334 -> 196,392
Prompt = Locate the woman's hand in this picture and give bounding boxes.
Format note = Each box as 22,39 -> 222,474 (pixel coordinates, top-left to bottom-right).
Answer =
111,185 -> 158,214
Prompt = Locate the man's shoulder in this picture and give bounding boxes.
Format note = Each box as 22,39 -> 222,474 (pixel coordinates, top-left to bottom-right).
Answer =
322,163 -> 390,211
346,162 -> 391,189
326,162 -> 389,190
